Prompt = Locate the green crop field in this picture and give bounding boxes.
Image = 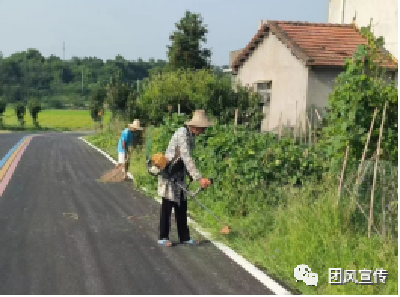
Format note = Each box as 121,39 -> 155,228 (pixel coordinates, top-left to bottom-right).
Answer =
1,108 -> 111,131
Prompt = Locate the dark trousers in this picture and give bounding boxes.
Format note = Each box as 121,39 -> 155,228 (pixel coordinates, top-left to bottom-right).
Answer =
159,195 -> 190,242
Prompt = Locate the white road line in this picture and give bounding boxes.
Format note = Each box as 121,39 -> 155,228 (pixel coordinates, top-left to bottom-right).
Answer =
78,136 -> 292,295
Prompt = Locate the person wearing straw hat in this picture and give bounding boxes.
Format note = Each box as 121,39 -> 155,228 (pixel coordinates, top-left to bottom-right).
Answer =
157,110 -> 213,246
117,119 -> 143,180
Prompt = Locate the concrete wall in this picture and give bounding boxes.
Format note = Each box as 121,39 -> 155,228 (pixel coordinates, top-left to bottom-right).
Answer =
307,67 -> 343,118
235,32 -> 309,132
328,0 -> 344,23
307,67 -> 397,124
328,0 -> 398,59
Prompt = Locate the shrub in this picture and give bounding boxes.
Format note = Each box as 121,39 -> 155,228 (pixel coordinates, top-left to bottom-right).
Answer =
319,26 -> 398,166
0,98 -> 6,128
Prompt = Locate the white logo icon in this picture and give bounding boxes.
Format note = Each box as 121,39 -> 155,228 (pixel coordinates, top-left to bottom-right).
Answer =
294,264 -> 319,286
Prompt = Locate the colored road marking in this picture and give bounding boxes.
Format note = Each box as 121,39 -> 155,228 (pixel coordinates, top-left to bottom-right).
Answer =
0,137 -> 33,196
0,136 -> 27,168
0,137 -> 31,181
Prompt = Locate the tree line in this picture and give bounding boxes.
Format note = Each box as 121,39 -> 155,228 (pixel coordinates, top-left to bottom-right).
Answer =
0,49 -> 168,109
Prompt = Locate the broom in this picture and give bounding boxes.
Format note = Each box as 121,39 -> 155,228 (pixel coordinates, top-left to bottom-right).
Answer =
100,153 -> 131,182
100,164 -> 125,182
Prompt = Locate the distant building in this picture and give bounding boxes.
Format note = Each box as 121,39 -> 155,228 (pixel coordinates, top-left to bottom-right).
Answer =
328,0 -> 398,59
222,49 -> 243,75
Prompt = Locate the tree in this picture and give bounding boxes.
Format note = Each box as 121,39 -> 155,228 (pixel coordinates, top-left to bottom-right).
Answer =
27,99 -> 42,127
106,71 -> 134,120
89,85 -> 107,126
167,11 -> 211,70
138,68 -> 262,126
14,102 -> 26,127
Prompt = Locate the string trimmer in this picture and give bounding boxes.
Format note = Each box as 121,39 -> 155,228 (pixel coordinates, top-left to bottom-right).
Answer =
171,178 -> 231,235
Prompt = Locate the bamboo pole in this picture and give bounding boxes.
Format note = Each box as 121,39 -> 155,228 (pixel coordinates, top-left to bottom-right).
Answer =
294,101 -> 298,144
368,102 -> 387,238
299,120 -> 303,145
310,107 -> 314,144
355,108 -> 378,187
382,166 -> 386,239
306,115 -> 312,146
337,145 -> 350,206
304,111 -> 307,144
343,182 -> 379,234
315,109 -> 322,121
234,108 -> 238,134
314,109 -> 321,144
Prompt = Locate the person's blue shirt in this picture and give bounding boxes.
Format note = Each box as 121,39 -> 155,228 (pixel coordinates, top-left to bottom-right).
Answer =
118,128 -> 134,153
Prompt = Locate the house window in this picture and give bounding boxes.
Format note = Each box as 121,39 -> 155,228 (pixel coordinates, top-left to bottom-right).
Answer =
256,81 -> 272,108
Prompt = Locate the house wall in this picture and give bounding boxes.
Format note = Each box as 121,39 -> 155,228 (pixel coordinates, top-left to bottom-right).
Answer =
235,33 -> 309,132
328,0 -> 398,59
307,67 -> 398,124
307,67 -> 343,118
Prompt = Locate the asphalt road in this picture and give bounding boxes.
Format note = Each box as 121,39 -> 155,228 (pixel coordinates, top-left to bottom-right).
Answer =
0,132 -> 275,295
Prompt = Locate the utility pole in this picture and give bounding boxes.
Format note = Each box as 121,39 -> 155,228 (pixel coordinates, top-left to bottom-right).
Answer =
82,68 -> 84,96
63,41 -> 65,60
25,51 -> 28,100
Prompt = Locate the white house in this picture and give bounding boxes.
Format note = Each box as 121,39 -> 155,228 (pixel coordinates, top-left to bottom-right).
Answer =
328,0 -> 398,59
231,20 -> 398,132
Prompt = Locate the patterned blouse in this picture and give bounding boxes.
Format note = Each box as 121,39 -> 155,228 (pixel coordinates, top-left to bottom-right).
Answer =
157,126 -> 203,202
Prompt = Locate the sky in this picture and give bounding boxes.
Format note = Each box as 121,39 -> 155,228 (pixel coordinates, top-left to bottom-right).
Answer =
0,0 -> 329,66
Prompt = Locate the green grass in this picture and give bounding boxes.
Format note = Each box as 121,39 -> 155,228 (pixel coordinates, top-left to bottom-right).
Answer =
1,107 -> 111,131
84,129 -> 398,295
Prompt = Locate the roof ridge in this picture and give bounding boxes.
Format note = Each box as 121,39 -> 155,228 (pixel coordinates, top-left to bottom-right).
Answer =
267,20 -> 354,27
267,21 -> 313,64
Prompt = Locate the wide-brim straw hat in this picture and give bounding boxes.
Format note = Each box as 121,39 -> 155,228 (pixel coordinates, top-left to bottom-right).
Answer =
128,119 -> 143,130
185,110 -> 213,128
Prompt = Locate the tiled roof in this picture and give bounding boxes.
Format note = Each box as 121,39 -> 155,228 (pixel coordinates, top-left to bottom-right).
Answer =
232,20 -> 398,72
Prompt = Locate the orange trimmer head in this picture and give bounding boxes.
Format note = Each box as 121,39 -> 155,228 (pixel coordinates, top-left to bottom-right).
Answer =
220,225 -> 230,235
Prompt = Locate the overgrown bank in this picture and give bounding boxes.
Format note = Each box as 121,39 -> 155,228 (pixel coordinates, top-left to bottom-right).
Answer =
85,23 -> 397,295
85,116 -> 398,295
